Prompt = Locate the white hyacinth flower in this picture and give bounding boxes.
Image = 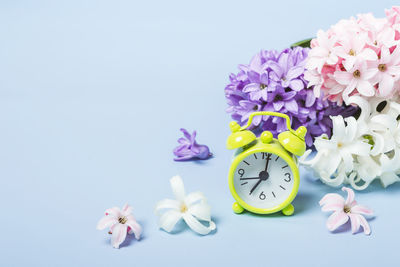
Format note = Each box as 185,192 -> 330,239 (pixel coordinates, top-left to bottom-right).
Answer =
301,114 -> 371,187
155,175 -> 216,235
301,95 -> 400,190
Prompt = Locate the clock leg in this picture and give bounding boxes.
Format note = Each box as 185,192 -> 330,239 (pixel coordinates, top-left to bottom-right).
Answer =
232,202 -> 244,214
282,203 -> 294,216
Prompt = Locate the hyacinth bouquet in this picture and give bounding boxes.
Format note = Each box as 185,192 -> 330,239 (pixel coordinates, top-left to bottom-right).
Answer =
225,6 -> 400,190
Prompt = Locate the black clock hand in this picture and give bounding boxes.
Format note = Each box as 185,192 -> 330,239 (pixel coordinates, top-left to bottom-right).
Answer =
249,179 -> 262,195
264,153 -> 271,172
240,177 -> 260,180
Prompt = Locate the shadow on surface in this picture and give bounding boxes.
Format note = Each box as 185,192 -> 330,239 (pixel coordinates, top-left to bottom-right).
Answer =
293,192 -> 317,214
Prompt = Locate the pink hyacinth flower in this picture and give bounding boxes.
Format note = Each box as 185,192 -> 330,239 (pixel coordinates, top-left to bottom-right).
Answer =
319,187 -> 373,235
97,204 -> 142,248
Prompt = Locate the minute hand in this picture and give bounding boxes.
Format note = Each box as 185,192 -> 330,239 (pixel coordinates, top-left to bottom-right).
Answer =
265,153 -> 270,172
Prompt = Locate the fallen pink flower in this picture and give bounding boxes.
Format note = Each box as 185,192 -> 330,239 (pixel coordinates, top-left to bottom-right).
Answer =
319,187 -> 373,235
97,204 -> 142,248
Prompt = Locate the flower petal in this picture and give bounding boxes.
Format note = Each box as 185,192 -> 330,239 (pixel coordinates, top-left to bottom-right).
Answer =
331,115 -> 346,140
158,210 -> 182,232
319,193 -> 345,207
380,171 -> 400,188
326,211 -> 349,231
282,91 -> 296,101
273,101 -> 284,111
111,223 -> 128,249
356,80 -> 375,97
182,212 -> 216,235
243,83 -> 261,93
269,61 -> 284,78
339,150 -> 355,173
351,204 -> 373,216
343,56 -> 357,71
122,204 -> 133,216
343,78 -> 357,99
334,71 -> 353,85
180,128 -> 192,141
154,199 -> 180,215
343,116 -> 358,142
184,191 -> 206,206
328,152 -> 343,176
105,207 -> 121,218
345,96 -> 370,121
319,192 -> 345,212
289,79 -> 304,91
378,75 -> 394,97
363,68 -> 378,80
170,175 -> 186,201
344,140 -> 371,156
286,66 -> 304,80
190,131 -> 197,144
97,216 -> 117,230
305,91 -> 316,107
314,136 -> 337,151
358,214 -> 371,235
188,202 -> 211,221
285,99 -> 299,113
342,187 -> 355,206
126,216 -> 142,240
348,213 -> 361,234
321,202 -> 345,212
360,48 -> 378,61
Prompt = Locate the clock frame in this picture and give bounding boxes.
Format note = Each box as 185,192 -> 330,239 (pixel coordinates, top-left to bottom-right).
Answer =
228,137 -> 300,215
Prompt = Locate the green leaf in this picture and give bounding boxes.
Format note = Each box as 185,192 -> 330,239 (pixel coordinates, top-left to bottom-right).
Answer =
290,38 -> 313,48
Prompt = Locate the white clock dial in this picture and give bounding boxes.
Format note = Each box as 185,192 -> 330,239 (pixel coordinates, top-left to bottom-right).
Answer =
233,152 -> 294,210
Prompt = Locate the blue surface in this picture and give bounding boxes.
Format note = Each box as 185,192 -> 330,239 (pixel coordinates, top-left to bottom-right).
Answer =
1,1 -> 400,266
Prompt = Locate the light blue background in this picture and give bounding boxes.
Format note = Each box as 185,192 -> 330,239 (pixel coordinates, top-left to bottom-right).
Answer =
1,0 -> 399,266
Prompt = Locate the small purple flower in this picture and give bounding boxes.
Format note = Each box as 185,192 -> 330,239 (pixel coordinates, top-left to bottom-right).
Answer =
269,52 -> 305,91
265,86 -> 298,113
242,54 -> 269,101
173,128 -> 212,161
224,47 -> 357,147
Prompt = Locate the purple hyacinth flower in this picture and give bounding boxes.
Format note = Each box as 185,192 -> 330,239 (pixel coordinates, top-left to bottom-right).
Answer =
265,86 -> 298,114
224,47 -> 357,148
242,53 -> 269,101
235,100 -> 264,126
269,53 -> 305,91
173,128 -> 212,161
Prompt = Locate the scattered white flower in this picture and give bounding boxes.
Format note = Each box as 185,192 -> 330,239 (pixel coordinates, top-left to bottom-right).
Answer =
155,175 -> 216,235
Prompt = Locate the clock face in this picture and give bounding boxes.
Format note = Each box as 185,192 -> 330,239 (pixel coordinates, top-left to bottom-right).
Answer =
233,152 -> 295,210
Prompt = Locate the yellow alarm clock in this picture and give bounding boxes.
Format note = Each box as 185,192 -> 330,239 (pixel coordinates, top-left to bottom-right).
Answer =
226,111 -> 307,216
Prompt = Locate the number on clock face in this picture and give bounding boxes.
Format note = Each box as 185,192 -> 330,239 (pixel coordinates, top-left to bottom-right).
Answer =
233,152 -> 294,210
